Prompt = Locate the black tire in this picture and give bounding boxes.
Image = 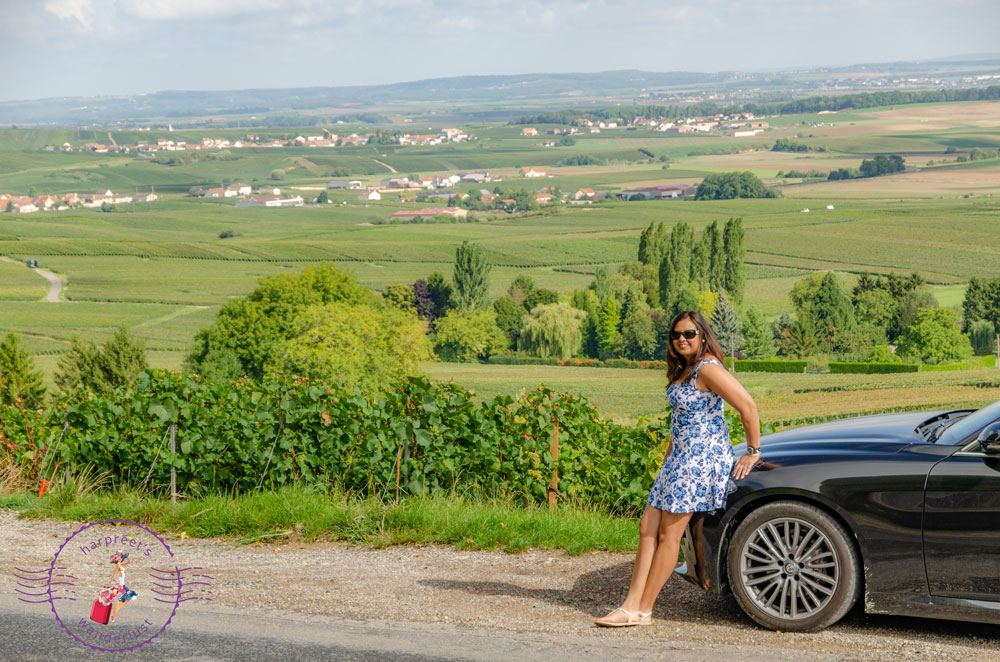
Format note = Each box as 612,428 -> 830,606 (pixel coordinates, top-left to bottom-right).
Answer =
726,500 -> 862,632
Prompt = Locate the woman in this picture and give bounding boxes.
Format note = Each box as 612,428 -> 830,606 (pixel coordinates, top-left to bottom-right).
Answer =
105,550 -> 139,624
595,310 -> 760,627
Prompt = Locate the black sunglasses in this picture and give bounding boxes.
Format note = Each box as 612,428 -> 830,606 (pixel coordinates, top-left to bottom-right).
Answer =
669,329 -> 701,340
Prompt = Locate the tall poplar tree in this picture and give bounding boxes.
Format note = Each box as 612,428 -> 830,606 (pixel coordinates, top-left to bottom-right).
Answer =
598,294 -> 621,357
452,241 -> 490,311
705,220 -> 724,291
722,217 -> 745,305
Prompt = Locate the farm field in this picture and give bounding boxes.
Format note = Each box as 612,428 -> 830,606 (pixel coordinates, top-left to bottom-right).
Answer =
2,99 -> 999,413
425,363 -> 1000,427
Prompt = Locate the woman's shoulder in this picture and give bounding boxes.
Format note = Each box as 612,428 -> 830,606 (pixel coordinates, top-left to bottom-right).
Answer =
698,355 -> 725,367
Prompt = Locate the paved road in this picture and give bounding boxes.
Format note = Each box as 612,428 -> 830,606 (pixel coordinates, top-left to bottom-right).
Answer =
0,591 -> 834,662
0,256 -> 63,302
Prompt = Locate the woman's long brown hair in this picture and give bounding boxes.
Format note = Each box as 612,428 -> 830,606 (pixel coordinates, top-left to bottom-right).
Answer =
666,310 -> 726,384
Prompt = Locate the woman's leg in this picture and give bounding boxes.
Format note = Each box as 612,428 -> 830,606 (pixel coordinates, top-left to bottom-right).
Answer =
595,505 -> 662,624
637,511 -> 693,613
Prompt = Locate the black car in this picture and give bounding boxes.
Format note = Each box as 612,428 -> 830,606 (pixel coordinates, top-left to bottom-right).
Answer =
676,399 -> 1000,632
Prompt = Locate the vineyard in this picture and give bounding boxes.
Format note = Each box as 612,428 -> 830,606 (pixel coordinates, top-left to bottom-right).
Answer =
0,370 -> 745,514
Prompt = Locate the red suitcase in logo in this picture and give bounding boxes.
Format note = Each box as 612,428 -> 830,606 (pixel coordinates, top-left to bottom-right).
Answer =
91,598 -> 111,625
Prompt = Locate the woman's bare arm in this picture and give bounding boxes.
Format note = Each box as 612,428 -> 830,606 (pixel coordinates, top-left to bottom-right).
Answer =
697,361 -> 761,479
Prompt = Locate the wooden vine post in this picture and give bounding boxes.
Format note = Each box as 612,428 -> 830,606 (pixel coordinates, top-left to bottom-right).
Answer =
169,424 -> 177,504
548,419 -> 559,510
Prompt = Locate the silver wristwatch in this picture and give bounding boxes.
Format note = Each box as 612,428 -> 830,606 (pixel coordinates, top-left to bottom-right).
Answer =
746,446 -> 761,456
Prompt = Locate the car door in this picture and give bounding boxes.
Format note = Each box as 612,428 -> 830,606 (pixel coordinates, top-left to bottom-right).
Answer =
923,437 -> 1000,600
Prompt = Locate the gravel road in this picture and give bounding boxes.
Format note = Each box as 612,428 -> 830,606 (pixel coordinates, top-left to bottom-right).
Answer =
1,509 -> 996,661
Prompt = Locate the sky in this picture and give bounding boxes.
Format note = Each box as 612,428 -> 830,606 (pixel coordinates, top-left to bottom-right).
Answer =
1,0 -> 998,103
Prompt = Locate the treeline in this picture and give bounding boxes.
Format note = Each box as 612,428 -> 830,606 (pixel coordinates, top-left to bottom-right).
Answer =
695,172 -> 779,200
511,85 -> 1000,125
828,155 -> 905,180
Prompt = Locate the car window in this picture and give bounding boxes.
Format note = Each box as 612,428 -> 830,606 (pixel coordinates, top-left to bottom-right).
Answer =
939,400 -> 1000,445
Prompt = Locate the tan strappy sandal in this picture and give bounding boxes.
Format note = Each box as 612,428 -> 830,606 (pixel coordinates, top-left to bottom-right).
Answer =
594,607 -> 651,627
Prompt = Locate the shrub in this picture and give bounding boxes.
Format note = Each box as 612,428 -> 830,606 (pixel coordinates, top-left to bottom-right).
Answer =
829,362 -> 919,374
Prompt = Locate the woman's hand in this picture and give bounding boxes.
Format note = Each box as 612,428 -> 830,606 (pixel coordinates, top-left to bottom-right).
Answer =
732,453 -> 760,480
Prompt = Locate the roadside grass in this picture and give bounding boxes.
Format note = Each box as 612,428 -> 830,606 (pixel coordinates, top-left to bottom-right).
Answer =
0,485 -> 638,555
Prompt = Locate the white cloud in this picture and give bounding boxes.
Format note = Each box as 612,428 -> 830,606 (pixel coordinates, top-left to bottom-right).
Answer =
44,0 -> 96,31
116,0 -> 286,21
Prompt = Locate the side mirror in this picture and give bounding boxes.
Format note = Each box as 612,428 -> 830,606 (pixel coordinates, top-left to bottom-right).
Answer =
976,422 -> 1000,454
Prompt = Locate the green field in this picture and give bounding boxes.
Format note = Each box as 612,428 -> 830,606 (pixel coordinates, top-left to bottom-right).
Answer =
426,363 -> 1000,426
3,100 -> 1000,410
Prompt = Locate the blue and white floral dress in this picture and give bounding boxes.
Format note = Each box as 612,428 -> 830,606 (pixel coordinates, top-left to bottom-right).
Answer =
647,358 -> 734,513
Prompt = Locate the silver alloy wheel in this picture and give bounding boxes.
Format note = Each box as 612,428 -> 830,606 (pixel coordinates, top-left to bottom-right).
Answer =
737,517 -> 840,620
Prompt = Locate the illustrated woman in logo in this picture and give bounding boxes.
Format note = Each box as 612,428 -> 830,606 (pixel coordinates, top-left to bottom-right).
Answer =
105,550 -> 139,623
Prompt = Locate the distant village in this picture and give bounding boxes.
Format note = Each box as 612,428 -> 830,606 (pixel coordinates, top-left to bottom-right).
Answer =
519,112 -> 770,138
0,189 -> 158,214
46,127 -> 473,154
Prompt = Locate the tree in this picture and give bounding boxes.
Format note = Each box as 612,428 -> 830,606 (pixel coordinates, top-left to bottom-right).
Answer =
695,171 -> 779,200
452,241 -> 490,311
853,288 -> 898,335
383,283 -> 416,311
791,272 -> 856,352
705,220 -> 724,291
721,217 -> 746,305
711,291 -> 742,359
669,222 -> 695,286
784,316 -> 818,359
412,279 -> 438,325
270,169 -> 285,181
620,310 -> 658,360
518,303 -> 586,360
493,295 -> 526,347
592,266 -> 611,303
742,307 -> 776,359
572,289 -> 602,358
280,302 -> 433,392
963,276 -> 1000,330
186,263 -> 377,380
618,261 -> 659,308
55,335 -> 102,395
697,290 -> 719,321
896,308 -> 973,364
598,294 -> 621,357
100,326 -> 149,394
524,288 -> 559,310
0,332 -> 45,408
316,190 -> 329,204
426,272 -> 454,320
507,274 -> 535,306
969,320 -> 996,355
898,288 -> 938,332
433,309 -> 508,361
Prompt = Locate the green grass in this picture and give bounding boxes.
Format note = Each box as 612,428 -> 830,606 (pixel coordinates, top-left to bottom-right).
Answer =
0,485 -> 636,555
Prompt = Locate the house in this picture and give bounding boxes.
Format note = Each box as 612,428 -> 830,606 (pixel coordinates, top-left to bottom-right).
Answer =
422,190 -> 459,201
61,142 -> 73,152
381,177 -> 415,189
573,188 -> 596,200
134,192 -> 158,203
197,188 -> 225,198
519,167 -> 546,177
257,186 -> 281,196
227,183 -> 252,196
533,193 -> 554,203
15,203 -> 39,213
358,189 -> 381,201
34,195 -> 59,209
62,193 -> 80,206
521,127 -> 539,136
326,180 -> 363,190
234,195 -> 304,208
326,179 -> 361,189
390,207 -> 467,221
617,185 -> 696,201
459,171 -> 490,184
419,176 -> 437,188
732,129 -> 763,137
667,125 -> 696,133
589,127 -> 601,133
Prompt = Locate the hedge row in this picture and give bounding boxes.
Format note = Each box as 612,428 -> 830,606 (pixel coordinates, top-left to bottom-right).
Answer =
487,355 -> 809,373
725,359 -> 808,373
829,362 -> 919,374
920,355 -> 997,372
0,370 -> 753,513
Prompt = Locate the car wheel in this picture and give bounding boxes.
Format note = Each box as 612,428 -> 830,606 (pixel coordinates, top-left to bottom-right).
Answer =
726,501 -> 861,632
